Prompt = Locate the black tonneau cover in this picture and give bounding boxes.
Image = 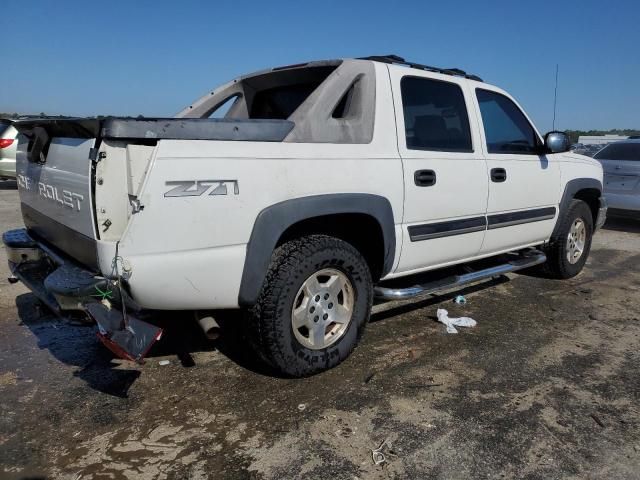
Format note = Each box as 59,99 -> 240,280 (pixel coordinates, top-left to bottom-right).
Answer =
102,118 -> 294,141
13,117 -> 294,142
14,118 -> 101,138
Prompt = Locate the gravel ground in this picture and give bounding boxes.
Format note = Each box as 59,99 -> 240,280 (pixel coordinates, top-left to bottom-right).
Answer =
1,179 -> 639,480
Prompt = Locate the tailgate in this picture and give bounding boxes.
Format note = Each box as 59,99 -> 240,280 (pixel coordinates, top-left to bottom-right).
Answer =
12,116 -> 294,270
14,119 -> 101,269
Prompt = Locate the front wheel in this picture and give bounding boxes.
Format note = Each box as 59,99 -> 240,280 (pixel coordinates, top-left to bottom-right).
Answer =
542,199 -> 594,279
248,235 -> 373,377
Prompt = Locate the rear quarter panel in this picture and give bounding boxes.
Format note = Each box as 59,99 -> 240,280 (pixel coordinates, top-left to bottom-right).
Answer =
115,64 -> 403,309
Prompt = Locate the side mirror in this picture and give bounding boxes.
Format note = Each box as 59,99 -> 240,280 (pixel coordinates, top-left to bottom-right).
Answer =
544,131 -> 571,153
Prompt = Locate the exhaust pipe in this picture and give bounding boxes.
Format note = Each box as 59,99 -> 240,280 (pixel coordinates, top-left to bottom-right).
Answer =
195,313 -> 221,341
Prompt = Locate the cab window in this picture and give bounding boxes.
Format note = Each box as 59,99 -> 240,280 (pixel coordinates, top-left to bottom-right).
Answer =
476,89 -> 540,155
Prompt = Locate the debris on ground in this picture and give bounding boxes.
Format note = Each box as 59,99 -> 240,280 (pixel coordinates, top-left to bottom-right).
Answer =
371,438 -> 393,465
159,360 -> 170,366
436,308 -> 477,334
297,403 -> 307,412
406,383 -> 443,389
454,295 -> 467,305
590,413 -> 605,428
334,426 -> 355,438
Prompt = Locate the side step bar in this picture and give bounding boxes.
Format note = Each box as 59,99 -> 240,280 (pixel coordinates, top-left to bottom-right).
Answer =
374,250 -> 547,301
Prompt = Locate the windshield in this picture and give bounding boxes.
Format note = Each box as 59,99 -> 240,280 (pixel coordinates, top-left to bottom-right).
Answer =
594,143 -> 640,161
0,123 -> 10,136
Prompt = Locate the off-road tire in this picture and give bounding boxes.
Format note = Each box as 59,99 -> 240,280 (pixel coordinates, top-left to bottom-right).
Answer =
248,235 -> 373,377
541,199 -> 594,279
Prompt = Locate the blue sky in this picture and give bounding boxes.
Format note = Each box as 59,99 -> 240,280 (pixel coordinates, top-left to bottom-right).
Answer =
2,0 -> 638,131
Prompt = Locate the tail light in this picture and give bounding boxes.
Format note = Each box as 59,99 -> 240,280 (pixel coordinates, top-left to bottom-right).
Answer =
0,139 -> 14,149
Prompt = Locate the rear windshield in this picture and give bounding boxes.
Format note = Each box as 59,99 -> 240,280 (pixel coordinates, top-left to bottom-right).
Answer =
205,65 -> 338,120
0,123 -> 9,135
250,83 -> 323,119
594,143 -> 640,161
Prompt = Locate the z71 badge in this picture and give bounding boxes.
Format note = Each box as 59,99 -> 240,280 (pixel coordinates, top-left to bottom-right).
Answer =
164,180 -> 239,197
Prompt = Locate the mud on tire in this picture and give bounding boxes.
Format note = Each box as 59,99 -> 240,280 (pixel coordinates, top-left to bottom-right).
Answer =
248,234 -> 373,377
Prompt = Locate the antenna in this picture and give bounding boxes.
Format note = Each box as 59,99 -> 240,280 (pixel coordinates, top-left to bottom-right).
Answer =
552,64 -> 559,130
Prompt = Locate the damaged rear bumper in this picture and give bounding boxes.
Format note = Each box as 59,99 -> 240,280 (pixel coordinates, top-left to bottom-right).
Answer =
3,228 -> 162,362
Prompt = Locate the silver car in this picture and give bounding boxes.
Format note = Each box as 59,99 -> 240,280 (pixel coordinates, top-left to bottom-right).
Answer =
594,140 -> 640,213
0,120 -> 17,180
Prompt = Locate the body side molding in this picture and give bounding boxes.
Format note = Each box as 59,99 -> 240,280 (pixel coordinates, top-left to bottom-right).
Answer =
238,194 -> 396,306
407,206 -> 558,242
408,216 -> 486,241
487,206 -> 557,230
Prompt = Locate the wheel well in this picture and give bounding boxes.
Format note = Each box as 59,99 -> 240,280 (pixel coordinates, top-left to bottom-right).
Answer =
573,188 -> 601,225
277,213 -> 386,281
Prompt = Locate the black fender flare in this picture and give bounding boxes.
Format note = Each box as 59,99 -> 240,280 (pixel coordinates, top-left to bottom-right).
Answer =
238,193 -> 396,306
552,177 -> 602,237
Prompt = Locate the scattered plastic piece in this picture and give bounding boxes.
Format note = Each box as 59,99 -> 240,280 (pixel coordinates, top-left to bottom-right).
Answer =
371,438 -> 392,465
454,295 -> 467,305
436,308 -> 477,334
159,360 -> 170,366
297,403 -> 306,411
590,413 -> 605,428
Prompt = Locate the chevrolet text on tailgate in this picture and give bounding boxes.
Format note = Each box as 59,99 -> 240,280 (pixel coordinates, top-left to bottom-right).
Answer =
3,55 -> 607,376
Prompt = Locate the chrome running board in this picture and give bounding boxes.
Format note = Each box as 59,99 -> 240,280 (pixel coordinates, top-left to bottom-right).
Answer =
374,249 -> 547,301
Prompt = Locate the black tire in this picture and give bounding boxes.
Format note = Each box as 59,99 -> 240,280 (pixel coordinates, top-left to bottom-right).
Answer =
542,199 -> 594,279
248,234 -> 373,377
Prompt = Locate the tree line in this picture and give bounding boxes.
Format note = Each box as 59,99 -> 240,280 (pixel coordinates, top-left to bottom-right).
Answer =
565,129 -> 640,144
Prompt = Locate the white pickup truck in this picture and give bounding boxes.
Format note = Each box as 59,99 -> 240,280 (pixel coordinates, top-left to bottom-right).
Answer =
4,55 -> 606,376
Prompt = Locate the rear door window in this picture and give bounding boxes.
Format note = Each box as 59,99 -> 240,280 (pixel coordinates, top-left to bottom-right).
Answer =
400,77 -> 473,152
476,89 -> 540,155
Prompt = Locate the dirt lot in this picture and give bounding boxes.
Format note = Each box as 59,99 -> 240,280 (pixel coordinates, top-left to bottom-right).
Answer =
1,179 -> 639,480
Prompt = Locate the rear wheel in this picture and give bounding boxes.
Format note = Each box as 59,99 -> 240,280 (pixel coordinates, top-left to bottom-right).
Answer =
248,235 -> 373,377
542,199 -> 594,278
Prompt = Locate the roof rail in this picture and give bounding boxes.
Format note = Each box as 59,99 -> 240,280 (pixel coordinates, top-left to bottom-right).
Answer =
359,55 -> 483,82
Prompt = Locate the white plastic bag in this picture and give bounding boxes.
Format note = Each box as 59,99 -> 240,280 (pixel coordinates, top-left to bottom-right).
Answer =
436,308 -> 477,334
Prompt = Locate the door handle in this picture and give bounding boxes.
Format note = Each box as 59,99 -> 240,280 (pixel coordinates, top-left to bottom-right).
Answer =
490,168 -> 507,183
414,170 -> 436,187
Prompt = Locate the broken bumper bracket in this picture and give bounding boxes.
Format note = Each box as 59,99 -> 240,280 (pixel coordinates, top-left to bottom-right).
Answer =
86,303 -> 163,363
3,228 -> 163,363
